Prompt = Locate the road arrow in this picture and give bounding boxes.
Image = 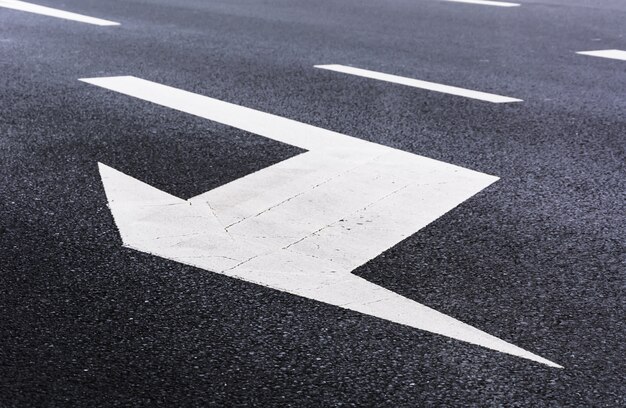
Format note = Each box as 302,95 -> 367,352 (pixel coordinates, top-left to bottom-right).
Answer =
82,76 -> 561,368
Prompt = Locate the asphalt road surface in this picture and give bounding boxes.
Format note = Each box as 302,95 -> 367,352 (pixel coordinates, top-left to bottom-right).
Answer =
1,0 -> 625,406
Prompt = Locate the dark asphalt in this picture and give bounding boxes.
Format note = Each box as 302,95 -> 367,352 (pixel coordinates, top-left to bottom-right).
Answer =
1,0 -> 625,406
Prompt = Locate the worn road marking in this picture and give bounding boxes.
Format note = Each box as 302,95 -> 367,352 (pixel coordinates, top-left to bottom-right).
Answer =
81,75 -> 559,368
315,65 -> 522,103
576,50 -> 626,61
442,0 -> 520,6
0,0 -> 119,26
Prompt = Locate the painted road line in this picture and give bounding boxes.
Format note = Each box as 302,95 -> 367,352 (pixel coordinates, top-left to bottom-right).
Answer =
314,65 -> 522,103
82,76 -> 560,368
0,0 -> 119,26
442,0 -> 520,6
576,50 -> 626,62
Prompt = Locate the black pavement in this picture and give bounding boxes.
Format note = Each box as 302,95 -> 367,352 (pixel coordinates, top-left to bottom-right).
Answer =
1,0 -> 624,406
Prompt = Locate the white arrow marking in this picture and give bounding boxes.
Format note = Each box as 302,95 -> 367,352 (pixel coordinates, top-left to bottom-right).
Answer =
442,0 -> 520,7
0,0 -> 119,26
315,65 -> 522,104
577,50 -> 626,62
81,76 -> 560,368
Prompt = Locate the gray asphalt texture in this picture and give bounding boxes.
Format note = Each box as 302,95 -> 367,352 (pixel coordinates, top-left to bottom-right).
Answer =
1,0 -> 625,406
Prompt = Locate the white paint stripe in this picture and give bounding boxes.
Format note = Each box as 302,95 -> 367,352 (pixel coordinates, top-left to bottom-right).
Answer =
0,0 -> 119,26
442,0 -> 520,6
576,50 -> 626,61
80,76 -> 375,152
84,76 -> 561,368
315,65 -> 522,103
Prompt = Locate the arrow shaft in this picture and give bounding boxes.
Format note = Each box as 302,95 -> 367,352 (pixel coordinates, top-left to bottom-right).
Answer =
80,76 -> 377,153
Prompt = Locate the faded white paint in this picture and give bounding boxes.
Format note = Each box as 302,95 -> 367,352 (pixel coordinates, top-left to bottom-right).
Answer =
0,0 -> 119,26
442,0 -> 520,7
576,50 -> 626,61
315,65 -> 522,103
83,76 -> 560,368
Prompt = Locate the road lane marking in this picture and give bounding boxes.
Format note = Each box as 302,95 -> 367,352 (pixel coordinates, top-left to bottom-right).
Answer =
0,0 -> 119,26
314,65 -> 522,103
442,0 -> 520,6
576,50 -> 626,61
81,75 -> 560,368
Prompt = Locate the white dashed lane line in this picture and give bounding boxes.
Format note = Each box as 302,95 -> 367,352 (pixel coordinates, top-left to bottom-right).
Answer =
442,0 -> 520,7
576,50 -> 626,62
0,0 -> 119,26
315,64 -> 523,104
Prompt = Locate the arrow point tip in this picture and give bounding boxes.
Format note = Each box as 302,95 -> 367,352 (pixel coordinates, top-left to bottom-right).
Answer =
524,353 -> 562,369
97,162 -> 121,179
546,361 -> 564,369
